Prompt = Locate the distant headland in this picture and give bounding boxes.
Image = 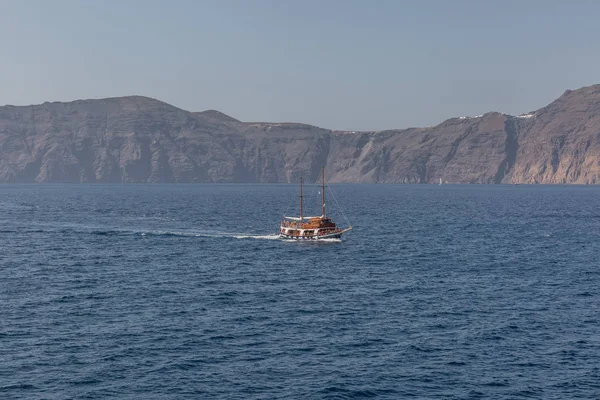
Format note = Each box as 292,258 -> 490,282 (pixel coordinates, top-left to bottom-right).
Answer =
1,85 -> 600,184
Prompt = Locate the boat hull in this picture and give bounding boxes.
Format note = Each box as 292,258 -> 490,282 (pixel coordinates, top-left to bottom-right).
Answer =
279,234 -> 342,240
278,227 -> 351,240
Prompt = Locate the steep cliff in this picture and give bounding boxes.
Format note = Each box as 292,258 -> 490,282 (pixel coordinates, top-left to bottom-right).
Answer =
1,85 -> 600,183
506,85 -> 600,184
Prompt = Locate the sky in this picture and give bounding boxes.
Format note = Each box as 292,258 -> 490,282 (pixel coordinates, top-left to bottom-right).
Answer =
1,0 -> 600,131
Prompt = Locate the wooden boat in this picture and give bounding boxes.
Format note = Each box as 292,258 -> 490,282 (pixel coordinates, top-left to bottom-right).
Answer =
280,167 -> 352,240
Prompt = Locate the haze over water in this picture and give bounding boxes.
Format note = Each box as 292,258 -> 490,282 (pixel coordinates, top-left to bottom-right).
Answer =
1,184 -> 599,398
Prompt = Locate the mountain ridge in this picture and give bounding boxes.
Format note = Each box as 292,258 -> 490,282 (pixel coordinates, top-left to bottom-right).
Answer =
1,85 -> 600,183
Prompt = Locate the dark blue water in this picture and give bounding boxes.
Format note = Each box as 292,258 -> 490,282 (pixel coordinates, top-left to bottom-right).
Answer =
1,184 -> 600,399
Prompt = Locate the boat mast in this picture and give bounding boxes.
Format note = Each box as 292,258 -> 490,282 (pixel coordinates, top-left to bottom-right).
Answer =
321,166 -> 325,217
300,177 -> 303,221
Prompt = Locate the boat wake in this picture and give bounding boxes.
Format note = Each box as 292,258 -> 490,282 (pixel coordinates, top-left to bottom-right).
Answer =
19,221 -> 342,242
16,222 -> 282,241
139,230 -> 339,242
232,234 -> 280,240
136,230 -> 280,240
137,230 -> 339,242
318,238 -> 342,243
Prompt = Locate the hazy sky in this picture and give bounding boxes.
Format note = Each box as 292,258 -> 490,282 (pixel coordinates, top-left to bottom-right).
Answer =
1,0 -> 600,130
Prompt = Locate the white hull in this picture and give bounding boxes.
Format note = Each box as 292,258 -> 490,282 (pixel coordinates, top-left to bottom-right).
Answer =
279,234 -> 341,240
278,227 -> 352,240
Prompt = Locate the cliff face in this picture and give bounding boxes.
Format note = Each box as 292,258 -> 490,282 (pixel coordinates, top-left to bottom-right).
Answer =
506,86 -> 600,184
1,85 -> 600,183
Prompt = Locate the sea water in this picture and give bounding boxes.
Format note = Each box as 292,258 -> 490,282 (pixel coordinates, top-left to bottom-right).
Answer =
1,184 -> 599,399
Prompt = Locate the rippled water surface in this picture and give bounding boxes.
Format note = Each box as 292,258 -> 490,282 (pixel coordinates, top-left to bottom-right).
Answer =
1,184 -> 600,399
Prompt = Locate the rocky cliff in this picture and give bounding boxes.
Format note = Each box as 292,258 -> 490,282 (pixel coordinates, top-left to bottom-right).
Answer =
1,85 -> 600,183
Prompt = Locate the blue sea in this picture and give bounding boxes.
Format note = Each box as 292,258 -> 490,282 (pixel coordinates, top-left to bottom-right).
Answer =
1,184 -> 599,399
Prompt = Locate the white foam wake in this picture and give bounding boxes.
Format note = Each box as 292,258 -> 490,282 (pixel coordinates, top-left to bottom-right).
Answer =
318,238 -> 343,243
232,234 -> 280,240
139,230 -> 281,240
18,221 -> 284,241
